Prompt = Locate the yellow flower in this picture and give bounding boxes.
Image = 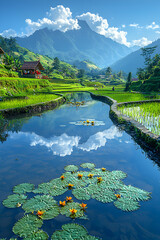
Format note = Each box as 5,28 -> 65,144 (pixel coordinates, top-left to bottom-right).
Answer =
68,183 -> 74,189
70,208 -> 77,214
80,203 -> 87,209
78,173 -> 83,179
115,194 -> 121,199
101,168 -> 106,171
16,202 -> 21,208
86,120 -> 90,124
60,175 -> 65,180
91,121 -> 94,126
88,174 -> 94,178
66,196 -> 72,202
59,201 -> 66,207
97,177 -> 103,182
37,210 -> 45,216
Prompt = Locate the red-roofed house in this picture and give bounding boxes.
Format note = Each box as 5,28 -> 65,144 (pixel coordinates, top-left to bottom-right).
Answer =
21,61 -> 44,78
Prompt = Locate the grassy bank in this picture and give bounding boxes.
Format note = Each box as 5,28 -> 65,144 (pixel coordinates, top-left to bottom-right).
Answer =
0,94 -> 59,110
91,90 -> 160,102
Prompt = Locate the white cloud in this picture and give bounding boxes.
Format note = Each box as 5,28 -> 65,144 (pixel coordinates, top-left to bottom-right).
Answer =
129,23 -> 142,29
77,12 -> 129,46
131,37 -> 152,47
30,133 -> 80,157
25,5 -> 80,35
77,12 -> 109,35
122,24 -> 126,28
156,31 -> 160,34
105,27 -> 129,46
78,126 -> 122,152
0,29 -> 18,38
10,126 -> 122,156
146,22 -> 159,30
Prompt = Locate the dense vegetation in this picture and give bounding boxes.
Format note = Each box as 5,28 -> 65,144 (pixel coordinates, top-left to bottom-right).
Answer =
130,47 -> 160,92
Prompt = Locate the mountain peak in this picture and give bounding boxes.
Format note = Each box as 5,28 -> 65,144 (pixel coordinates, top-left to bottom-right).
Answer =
77,20 -> 93,32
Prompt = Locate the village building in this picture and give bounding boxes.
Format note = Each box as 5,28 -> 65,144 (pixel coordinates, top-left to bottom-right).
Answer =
0,47 -> 5,64
21,61 -> 44,79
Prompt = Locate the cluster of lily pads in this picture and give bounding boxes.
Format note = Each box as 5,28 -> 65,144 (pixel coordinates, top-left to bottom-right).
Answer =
1,163 -> 151,239
68,101 -> 85,107
70,119 -> 105,126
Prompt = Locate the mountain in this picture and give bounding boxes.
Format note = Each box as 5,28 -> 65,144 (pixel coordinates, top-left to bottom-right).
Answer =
73,60 -> 100,72
0,35 -> 78,77
16,20 -> 132,68
111,39 -> 160,75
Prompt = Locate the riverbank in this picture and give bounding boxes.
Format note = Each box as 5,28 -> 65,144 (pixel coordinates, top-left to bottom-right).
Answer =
0,95 -> 65,118
90,92 -> 160,158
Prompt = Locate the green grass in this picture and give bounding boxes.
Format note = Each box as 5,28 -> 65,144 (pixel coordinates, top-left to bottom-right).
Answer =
118,102 -> 160,135
0,64 -> 19,78
0,77 -> 51,96
0,94 -> 59,110
92,89 -> 160,102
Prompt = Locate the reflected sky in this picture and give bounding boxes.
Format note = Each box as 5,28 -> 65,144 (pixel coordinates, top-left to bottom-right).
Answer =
9,126 -> 122,157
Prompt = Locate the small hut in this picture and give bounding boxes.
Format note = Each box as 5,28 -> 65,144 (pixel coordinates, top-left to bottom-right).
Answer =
0,47 -> 5,64
21,60 -> 44,79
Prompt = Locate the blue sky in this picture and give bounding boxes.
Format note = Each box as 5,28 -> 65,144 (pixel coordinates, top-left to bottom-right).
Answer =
1,0 -> 160,47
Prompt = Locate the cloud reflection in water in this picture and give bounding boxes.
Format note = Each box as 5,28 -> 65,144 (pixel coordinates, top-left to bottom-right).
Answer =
78,126 -> 122,151
9,126 -> 122,157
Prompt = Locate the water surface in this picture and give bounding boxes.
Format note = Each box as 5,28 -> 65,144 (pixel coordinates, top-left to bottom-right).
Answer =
0,93 -> 160,240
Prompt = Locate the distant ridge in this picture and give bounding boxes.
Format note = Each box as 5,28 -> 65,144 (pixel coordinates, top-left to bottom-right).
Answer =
111,38 -> 160,74
16,20 -> 132,68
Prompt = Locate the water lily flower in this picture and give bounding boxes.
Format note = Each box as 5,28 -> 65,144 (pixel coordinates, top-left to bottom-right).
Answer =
88,174 -> 94,178
80,203 -> 87,210
97,177 -> 103,182
37,210 -> 45,216
66,196 -> 72,202
115,194 -> 121,198
59,201 -> 66,207
60,175 -> 65,180
68,183 -> 74,189
70,208 -> 77,214
78,173 -> 83,179
101,168 -> 106,171
16,202 -> 21,207
86,120 -> 90,124
91,121 -> 94,126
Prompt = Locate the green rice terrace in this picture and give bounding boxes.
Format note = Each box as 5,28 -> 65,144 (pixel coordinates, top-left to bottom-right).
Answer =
118,102 -> 160,136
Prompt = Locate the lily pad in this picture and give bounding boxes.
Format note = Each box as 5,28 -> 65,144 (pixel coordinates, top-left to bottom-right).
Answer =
51,223 -> 101,240
114,198 -> 140,211
13,183 -> 35,194
3,194 -> 27,208
64,165 -> 78,172
80,163 -> 95,169
92,188 -> 117,203
12,214 -> 43,238
119,185 -> 151,201
108,171 -> 127,180
22,195 -> 56,212
72,188 -> 91,201
42,205 -> 60,220
60,202 -> 86,219
33,182 -> 67,196
25,230 -> 49,240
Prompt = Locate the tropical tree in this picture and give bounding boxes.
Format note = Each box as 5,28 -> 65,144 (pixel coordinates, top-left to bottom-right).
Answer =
53,57 -> 60,70
105,67 -> 112,78
77,69 -> 85,78
125,72 -> 132,91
